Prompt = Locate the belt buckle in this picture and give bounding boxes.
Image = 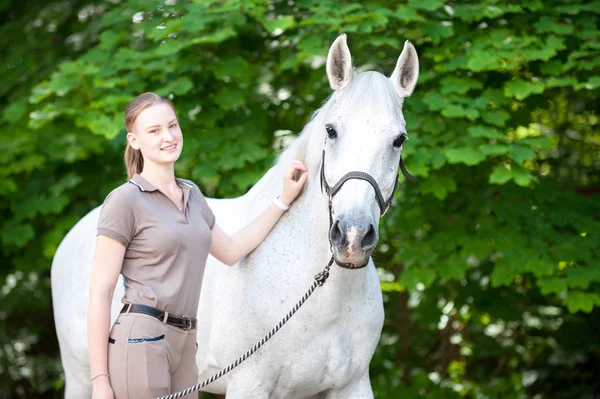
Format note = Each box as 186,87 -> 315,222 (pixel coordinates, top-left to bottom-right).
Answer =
181,315 -> 192,330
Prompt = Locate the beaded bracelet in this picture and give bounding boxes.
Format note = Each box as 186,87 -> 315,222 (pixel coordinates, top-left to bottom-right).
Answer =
272,197 -> 290,211
91,372 -> 109,382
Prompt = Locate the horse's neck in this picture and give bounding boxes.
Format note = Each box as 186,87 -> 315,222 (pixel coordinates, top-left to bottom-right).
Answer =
244,163 -> 371,308
243,164 -> 283,206
244,161 -> 333,268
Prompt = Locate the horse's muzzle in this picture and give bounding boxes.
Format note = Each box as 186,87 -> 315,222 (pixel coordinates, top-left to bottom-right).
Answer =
329,215 -> 377,269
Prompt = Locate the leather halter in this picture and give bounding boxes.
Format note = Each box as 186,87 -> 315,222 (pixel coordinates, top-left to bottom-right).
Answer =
320,149 -> 417,216
319,147 -> 417,269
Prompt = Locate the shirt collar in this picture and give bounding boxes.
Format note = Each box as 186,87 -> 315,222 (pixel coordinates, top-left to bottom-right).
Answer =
129,173 -> 158,192
129,173 -> 194,193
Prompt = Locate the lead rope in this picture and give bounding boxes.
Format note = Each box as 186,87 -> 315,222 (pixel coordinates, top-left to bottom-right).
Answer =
155,256 -> 335,399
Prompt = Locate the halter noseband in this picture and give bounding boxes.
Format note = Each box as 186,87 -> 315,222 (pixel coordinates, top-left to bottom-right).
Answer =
319,148 -> 417,269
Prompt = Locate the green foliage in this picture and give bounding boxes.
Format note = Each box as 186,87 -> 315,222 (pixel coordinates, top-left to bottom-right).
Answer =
1,0 -> 599,398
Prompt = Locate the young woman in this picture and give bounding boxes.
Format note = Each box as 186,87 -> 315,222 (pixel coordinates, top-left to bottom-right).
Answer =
88,92 -> 308,399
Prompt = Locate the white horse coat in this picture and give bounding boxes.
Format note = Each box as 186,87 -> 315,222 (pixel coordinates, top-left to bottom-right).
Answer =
52,35 -> 419,398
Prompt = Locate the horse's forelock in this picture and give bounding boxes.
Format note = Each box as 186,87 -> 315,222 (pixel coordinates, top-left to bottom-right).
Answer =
335,71 -> 403,121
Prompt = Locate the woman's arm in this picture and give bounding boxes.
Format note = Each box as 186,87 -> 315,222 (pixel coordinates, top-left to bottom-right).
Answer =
209,160 -> 307,266
87,235 -> 125,395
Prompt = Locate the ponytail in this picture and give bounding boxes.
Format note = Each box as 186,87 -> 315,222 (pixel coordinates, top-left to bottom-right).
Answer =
124,142 -> 144,180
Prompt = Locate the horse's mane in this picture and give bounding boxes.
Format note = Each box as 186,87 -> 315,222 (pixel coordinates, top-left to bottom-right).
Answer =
274,99 -> 332,185
274,71 -> 402,188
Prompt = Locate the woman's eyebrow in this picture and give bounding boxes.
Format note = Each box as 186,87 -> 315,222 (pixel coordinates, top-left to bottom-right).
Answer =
145,119 -> 177,130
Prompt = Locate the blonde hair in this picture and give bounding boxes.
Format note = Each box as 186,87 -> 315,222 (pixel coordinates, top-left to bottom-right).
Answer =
124,92 -> 177,179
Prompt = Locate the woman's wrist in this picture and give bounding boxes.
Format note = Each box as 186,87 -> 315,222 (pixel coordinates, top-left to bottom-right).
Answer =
278,193 -> 294,207
272,197 -> 290,211
92,373 -> 110,384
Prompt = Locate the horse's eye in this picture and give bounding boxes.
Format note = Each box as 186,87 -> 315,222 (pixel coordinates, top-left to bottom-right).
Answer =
325,124 -> 337,139
393,134 -> 407,148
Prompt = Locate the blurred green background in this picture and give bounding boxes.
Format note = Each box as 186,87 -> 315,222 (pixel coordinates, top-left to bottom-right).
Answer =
1,0 -> 599,397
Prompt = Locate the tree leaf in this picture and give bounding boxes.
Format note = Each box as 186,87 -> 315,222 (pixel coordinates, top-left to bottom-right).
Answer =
261,15 -> 296,34
399,265 -> 437,291
409,0 -> 444,11
504,78 -> 546,100
564,292 -> 600,313
420,173 -> 457,200
394,6 -> 425,21
512,165 -> 533,186
509,144 -> 536,164
489,165 -> 512,184
468,125 -> 505,139
482,110 -> 510,127
444,148 -> 486,166
480,144 -> 509,156
537,277 -> 567,295
213,86 -> 246,111
437,254 -> 469,280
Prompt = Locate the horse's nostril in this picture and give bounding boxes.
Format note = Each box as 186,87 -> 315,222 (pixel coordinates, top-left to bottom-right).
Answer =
361,224 -> 377,250
329,220 -> 343,246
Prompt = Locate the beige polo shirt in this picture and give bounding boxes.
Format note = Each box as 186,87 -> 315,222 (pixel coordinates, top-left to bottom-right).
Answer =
97,173 -> 216,317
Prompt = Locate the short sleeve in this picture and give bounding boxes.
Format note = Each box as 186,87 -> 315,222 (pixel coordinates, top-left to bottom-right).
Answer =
97,188 -> 136,246
196,187 -> 216,230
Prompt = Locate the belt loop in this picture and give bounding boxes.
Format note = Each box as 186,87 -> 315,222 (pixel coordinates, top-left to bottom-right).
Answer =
162,311 -> 169,324
125,303 -> 132,314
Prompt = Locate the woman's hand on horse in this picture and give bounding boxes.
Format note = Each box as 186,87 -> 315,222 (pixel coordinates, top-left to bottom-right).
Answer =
280,160 -> 308,205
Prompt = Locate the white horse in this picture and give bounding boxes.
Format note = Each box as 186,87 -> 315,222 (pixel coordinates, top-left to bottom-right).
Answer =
51,34 -> 419,398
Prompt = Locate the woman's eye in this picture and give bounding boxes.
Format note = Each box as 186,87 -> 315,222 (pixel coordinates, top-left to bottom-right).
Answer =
150,129 -> 159,134
393,134 -> 407,148
325,124 -> 337,139
169,123 -> 178,129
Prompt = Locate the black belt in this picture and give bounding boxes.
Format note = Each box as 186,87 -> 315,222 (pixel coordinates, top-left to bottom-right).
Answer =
120,304 -> 197,330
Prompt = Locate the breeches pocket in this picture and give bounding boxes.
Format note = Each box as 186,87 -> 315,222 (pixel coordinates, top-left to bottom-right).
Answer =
127,335 -> 169,390
108,314 -> 171,397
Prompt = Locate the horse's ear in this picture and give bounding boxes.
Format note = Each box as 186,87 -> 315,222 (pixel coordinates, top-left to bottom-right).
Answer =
326,34 -> 354,91
390,40 -> 419,98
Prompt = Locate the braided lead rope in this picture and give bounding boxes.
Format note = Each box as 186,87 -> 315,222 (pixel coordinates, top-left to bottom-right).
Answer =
155,256 -> 334,399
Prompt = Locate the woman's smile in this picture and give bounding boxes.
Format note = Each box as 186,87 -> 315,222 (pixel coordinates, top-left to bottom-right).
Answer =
161,143 -> 177,152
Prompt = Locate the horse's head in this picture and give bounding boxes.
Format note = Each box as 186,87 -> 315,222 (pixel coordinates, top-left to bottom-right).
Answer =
319,34 -> 419,269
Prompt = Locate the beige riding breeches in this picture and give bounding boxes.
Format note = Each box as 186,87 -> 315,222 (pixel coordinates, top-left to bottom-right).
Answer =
108,312 -> 198,399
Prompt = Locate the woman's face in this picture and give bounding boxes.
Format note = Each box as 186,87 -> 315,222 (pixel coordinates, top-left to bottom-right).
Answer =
127,103 -> 183,168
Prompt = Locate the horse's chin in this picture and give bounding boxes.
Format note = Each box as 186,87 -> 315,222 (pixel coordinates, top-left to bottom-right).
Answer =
332,250 -> 371,270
